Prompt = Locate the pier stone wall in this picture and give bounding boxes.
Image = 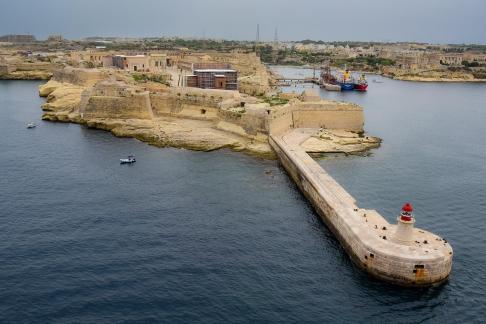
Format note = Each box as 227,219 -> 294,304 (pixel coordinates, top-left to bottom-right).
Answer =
269,131 -> 453,286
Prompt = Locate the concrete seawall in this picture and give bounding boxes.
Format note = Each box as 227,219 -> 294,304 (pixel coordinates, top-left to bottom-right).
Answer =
270,129 -> 453,286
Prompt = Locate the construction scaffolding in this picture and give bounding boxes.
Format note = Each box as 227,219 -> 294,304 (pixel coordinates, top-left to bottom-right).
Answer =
191,69 -> 238,90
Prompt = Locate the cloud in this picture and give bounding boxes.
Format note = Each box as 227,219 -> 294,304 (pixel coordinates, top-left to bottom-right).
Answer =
0,0 -> 484,44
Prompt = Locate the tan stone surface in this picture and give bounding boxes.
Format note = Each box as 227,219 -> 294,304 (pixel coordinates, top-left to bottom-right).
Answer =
40,82 -> 84,113
301,129 -> 381,154
268,100 -> 364,135
39,80 -> 63,97
269,129 -> 453,286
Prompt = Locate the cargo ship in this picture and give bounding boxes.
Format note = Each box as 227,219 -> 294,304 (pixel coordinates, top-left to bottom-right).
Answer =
354,74 -> 368,91
320,67 -> 368,91
339,69 -> 356,91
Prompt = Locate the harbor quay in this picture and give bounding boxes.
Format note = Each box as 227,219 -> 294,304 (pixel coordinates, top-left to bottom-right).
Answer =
269,127 -> 453,286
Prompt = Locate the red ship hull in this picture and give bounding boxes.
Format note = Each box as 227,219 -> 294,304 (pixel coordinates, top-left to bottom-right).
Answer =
354,83 -> 368,91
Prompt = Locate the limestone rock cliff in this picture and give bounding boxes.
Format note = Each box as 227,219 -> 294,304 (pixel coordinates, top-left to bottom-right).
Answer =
38,67 -> 376,158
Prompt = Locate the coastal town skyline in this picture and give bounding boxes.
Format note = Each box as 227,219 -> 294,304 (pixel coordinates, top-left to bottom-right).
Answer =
1,0 -> 485,44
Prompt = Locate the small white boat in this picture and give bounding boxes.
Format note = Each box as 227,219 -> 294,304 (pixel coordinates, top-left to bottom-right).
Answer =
26,122 -> 36,129
120,155 -> 136,164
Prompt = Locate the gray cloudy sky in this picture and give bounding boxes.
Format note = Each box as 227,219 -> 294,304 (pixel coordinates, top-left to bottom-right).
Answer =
0,0 -> 485,44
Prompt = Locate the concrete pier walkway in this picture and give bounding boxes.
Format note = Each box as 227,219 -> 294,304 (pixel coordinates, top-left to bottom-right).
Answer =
270,128 -> 453,286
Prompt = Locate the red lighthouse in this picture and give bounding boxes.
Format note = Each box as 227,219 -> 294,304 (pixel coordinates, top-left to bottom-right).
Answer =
400,203 -> 414,222
392,202 -> 416,245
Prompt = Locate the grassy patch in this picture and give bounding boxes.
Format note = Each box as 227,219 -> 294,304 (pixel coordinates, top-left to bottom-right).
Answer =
262,95 -> 289,106
132,73 -> 170,85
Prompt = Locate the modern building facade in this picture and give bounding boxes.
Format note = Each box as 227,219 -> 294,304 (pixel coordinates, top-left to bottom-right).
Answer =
187,68 -> 238,90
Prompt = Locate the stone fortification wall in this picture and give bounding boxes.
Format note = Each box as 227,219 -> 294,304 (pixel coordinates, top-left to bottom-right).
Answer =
268,100 -> 364,135
82,93 -> 152,120
0,58 -> 57,79
80,81 -> 152,119
149,86 -> 269,138
150,92 -> 220,120
292,102 -> 363,131
217,103 -> 269,137
150,87 -> 242,121
231,53 -> 270,95
80,82 -> 262,132
42,68 -> 365,144
175,87 -> 242,100
14,62 -> 58,72
201,52 -> 265,77
53,67 -> 108,86
267,105 -> 295,135
238,75 -> 269,96
0,65 -> 10,74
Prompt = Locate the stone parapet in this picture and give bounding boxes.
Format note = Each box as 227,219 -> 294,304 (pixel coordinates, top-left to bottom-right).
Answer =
268,100 -> 364,135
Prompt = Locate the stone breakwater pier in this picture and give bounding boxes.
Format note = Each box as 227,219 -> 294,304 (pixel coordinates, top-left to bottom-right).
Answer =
269,128 -> 453,286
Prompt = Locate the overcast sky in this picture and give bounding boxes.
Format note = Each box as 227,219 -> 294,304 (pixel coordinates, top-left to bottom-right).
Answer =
0,0 -> 485,44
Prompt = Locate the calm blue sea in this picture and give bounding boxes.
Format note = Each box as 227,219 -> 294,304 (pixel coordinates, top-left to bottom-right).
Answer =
1,77 -> 486,323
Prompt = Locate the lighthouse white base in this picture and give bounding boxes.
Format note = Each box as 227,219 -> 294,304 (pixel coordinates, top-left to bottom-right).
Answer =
392,217 -> 416,245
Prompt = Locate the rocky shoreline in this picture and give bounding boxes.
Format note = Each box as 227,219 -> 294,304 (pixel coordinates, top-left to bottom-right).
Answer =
38,67 -> 380,159
43,113 -> 277,158
389,75 -> 486,82
0,71 -> 52,80
380,67 -> 486,83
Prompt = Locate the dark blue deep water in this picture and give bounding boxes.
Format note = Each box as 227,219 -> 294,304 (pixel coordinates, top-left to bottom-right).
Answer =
1,78 -> 486,323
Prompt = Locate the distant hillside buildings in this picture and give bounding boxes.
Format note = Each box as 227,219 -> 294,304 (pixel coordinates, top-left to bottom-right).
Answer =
0,34 -> 65,44
70,51 -> 168,72
47,35 -> 64,42
70,50 -> 238,90
285,41 -> 486,72
0,34 -> 36,43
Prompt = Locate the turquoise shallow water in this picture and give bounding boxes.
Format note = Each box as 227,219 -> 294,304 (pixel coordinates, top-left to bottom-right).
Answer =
1,78 -> 486,322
